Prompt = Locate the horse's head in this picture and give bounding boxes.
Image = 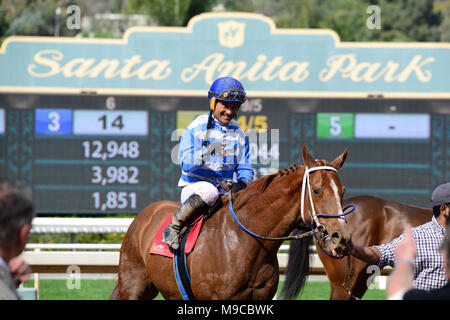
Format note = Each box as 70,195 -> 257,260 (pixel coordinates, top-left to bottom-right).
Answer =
300,144 -> 351,257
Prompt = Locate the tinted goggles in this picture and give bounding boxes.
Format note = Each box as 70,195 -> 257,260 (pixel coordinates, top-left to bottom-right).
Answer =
209,90 -> 246,102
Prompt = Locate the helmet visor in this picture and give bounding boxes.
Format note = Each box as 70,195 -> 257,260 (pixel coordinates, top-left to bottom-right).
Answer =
208,90 -> 246,103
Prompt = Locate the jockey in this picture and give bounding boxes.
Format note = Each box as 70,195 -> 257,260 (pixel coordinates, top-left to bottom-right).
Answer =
163,76 -> 254,251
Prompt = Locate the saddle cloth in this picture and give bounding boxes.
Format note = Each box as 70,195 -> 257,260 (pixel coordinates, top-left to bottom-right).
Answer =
150,215 -> 204,258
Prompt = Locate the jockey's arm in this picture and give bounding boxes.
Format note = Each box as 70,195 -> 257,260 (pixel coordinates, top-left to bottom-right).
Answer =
235,134 -> 254,185
178,126 -> 205,173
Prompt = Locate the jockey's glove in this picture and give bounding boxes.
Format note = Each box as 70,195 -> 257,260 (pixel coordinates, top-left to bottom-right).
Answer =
231,180 -> 247,194
202,141 -> 224,159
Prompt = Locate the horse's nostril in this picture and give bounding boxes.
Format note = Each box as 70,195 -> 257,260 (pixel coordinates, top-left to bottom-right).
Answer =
331,232 -> 340,245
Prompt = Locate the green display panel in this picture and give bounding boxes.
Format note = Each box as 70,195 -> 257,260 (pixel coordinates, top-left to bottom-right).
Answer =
317,113 -> 354,139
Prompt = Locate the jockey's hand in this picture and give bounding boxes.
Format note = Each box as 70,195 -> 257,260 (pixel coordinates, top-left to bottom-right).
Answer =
219,180 -> 233,192
231,180 -> 247,194
202,142 -> 223,158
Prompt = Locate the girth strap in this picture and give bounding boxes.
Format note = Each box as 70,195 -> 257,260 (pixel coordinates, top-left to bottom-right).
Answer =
173,225 -> 195,300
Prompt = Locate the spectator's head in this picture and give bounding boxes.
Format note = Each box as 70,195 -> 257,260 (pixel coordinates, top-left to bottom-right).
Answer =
431,182 -> 450,226
0,181 -> 35,262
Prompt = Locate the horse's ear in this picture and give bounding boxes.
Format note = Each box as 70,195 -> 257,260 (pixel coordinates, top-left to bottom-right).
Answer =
330,147 -> 349,170
301,144 -> 316,168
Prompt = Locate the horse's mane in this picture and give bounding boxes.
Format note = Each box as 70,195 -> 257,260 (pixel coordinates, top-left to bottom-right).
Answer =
237,159 -> 335,200
230,159 -> 333,211
232,163 -> 303,207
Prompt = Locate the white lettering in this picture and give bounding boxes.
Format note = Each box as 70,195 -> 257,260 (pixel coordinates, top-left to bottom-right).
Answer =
181,54 -> 310,84
27,50 -> 171,80
181,53 -> 224,83
396,55 -> 434,82
26,50 -> 434,85
319,54 -> 434,83
319,54 -> 356,82
27,49 -> 63,78
278,61 -> 309,82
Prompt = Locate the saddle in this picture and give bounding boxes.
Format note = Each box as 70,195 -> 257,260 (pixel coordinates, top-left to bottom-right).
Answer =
150,214 -> 204,258
149,197 -> 224,258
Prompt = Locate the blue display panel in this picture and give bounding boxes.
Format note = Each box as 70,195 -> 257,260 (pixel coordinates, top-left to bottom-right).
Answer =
33,109 -> 151,214
35,109 -> 73,135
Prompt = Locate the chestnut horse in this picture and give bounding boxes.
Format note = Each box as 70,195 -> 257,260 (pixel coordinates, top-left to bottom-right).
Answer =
281,195 -> 432,300
111,145 -> 352,300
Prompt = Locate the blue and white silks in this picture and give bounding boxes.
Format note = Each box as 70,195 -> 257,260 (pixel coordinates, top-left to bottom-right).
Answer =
178,113 -> 254,188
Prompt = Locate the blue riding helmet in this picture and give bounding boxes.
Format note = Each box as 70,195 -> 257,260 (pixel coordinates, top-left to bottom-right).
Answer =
208,77 -> 246,104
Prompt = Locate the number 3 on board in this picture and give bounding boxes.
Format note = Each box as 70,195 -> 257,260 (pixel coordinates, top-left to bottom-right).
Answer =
48,111 -> 61,132
35,109 -> 73,135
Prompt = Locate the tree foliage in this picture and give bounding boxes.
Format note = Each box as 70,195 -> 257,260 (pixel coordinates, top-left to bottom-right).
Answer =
220,0 -> 444,42
0,0 -> 447,42
0,0 -> 80,37
124,0 -> 215,26
440,5 -> 450,41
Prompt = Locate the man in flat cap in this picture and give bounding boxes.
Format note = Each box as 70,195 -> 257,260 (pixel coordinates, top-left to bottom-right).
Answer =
387,183 -> 450,299
431,182 -> 450,226
347,182 -> 449,294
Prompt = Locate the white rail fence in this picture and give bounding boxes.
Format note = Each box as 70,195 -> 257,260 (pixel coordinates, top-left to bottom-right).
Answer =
18,217 -> 390,300
20,218 -> 389,299
22,217 -> 324,274
23,218 -> 130,274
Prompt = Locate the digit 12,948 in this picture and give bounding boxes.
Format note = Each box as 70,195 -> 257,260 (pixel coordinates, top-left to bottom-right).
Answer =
82,140 -> 140,160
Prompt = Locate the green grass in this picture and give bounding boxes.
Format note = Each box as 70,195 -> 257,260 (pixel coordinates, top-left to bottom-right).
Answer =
275,281 -> 386,300
24,279 -> 386,300
25,279 -> 117,300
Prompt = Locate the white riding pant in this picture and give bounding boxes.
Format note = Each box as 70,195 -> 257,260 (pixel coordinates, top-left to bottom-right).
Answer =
180,181 -> 219,207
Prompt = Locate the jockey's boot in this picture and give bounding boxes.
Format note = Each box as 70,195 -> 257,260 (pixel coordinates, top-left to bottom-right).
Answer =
162,194 -> 209,251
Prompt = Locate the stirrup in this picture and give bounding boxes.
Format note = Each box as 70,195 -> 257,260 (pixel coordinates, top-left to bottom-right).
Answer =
163,225 -> 181,250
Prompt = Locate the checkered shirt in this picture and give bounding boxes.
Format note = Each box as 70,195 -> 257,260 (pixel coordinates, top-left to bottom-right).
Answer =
375,215 -> 446,291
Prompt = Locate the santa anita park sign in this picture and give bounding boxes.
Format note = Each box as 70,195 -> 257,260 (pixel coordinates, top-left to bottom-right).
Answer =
0,12 -> 449,98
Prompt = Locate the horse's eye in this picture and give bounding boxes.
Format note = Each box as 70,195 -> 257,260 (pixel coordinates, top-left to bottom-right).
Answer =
313,188 -> 320,196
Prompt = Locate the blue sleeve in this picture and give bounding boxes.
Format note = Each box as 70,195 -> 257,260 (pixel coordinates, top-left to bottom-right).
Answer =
236,135 -> 254,184
178,126 -> 204,173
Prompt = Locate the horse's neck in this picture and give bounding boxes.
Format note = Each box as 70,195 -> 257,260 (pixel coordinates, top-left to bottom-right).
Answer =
230,170 -> 304,249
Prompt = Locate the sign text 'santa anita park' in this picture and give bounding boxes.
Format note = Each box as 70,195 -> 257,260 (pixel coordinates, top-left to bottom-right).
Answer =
1,12 -> 449,98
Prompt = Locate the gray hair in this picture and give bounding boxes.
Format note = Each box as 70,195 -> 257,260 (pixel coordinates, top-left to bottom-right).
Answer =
0,181 -> 35,247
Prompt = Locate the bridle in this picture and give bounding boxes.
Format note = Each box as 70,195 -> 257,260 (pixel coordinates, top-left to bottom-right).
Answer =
301,166 -> 354,259
301,166 -> 339,231
228,164 -> 357,298
228,165 -> 354,244
302,166 -> 359,299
